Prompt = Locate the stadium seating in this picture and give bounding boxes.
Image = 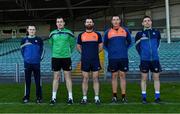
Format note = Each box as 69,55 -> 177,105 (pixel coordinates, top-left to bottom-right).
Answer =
0,38 -> 179,78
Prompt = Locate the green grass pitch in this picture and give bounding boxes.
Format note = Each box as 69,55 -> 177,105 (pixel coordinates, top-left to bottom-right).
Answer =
0,82 -> 180,113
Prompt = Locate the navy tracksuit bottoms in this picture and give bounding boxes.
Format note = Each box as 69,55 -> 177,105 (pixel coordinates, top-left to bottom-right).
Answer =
24,62 -> 42,99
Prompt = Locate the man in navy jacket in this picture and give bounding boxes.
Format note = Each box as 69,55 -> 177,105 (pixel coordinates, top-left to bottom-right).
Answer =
21,25 -> 44,103
135,16 -> 161,104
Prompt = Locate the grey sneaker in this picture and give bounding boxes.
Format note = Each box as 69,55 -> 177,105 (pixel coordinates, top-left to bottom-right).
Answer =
111,97 -> 118,103
121,97 -> 128,103
67,98 -> 73,105
154,98 -> 161,104
36,97 -> 42,104
23,96 -> 29,103
81,99 -> 87,105
50,99 -> 56,105
142,98 -> 147,104
95,99 -> 101,105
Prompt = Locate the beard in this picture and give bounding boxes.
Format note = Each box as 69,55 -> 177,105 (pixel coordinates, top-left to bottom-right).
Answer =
85,25 -> 94,30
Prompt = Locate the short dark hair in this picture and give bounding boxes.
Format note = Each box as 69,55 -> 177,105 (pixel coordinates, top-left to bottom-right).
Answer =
27,24 -> 36,29
111,15 -> 121,20
142,15 -> 152,21
56,17 -> 64,21
84,17 -> 94,23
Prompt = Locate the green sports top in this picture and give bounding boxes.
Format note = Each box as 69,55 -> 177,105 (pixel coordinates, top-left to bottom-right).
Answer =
49,28 -> 76,58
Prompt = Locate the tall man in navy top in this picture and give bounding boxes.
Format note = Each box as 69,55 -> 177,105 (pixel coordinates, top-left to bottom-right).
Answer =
77,18 -> 103,105
21,25 -> 44,104
135,16 -> 162,104
103,15 -> 132,103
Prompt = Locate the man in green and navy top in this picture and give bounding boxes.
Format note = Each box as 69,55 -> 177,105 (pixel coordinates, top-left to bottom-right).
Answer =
49,17 -> 76,105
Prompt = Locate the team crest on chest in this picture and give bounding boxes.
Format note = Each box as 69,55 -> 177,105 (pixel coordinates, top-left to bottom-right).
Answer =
142,33 -> 146,37
92,35 -> 97,39
25,39 -> 29,43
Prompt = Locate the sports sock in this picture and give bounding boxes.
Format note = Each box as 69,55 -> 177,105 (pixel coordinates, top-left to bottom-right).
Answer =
83,96 -> 87,100
142,91 -> 146,99
68,92 -> 73,100
52,92 -> 57,100
155,91 -> 160,99
94,96 -> 99,101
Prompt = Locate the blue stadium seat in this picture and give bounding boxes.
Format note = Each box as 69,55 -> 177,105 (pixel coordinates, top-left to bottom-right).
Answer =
0,39 -> 180,77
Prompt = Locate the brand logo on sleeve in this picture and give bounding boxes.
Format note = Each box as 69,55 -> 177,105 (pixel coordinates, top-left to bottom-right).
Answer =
124,67 -> 127,70
155,68 -> 158,71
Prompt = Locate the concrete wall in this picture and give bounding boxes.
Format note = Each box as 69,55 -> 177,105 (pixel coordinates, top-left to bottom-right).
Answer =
0,23 -> 50,39
1,3 -> 180,39
66,3 -> 180,39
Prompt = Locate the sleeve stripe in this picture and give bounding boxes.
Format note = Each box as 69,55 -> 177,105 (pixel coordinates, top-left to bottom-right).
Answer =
20,42 -> 32,48
49,32 -> 74,38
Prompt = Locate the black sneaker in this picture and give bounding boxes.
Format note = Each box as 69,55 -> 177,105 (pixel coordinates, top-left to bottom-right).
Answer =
111,97 -> 118,103
142,98 -> 147,104
155,98 -> 161,104
121,97 -> 128,103
67,98 -> 73,105
50,99 -> 56,105
36,97 -> 42,104
95,99 -> 101,105
81,99 -> 87,105
23,96 -> 29,103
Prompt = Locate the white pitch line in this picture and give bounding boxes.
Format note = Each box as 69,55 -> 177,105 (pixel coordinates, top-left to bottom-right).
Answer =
0,102 -> 180,105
